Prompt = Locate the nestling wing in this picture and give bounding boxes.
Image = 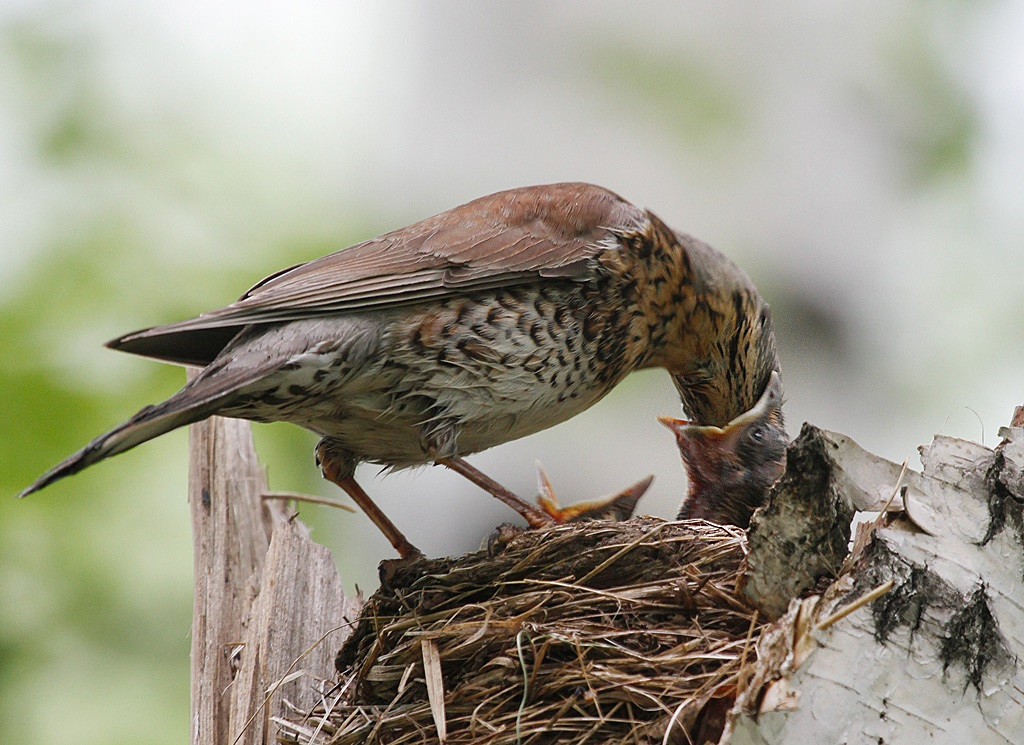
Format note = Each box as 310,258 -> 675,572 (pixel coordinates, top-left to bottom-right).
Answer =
109,182 -> 646,365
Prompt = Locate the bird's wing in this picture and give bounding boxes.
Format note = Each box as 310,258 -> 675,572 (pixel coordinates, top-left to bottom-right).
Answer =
108,182 -> 647,365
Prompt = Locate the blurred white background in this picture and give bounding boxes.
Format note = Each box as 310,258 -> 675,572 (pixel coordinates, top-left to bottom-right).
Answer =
1,2 -> 1022,743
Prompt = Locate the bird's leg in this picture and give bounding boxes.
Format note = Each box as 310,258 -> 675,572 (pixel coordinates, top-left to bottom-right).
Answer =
316,440 -> 423,559
436,456 -> 557,528
335,477 -> 424,559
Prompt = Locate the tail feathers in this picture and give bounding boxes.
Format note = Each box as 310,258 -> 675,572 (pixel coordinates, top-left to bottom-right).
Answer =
19,391 -> 224,498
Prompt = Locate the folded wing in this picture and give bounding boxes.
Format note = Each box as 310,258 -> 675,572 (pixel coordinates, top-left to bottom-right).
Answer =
109,182 -> 646,366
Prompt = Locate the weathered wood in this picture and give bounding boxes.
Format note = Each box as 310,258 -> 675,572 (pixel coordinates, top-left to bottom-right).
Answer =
231,520 -> 360,744
188,404 -> 357,745
187,371 -> 1024,744
189,413 -> 278,745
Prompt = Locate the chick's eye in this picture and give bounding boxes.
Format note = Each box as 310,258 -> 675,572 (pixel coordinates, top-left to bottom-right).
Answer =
750,426 -> 763,441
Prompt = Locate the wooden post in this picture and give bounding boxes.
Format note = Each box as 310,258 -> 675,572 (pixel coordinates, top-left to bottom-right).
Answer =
188,412 -> 358,745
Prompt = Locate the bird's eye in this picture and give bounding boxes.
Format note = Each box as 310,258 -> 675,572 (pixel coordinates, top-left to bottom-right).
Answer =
751,427 -> 764,441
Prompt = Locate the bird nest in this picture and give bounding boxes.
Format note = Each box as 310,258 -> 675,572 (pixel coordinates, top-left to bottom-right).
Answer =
276,517 -> 765,744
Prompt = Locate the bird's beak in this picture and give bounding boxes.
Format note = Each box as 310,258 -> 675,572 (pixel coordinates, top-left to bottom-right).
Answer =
659,371 -> 785,472
661,370 -> 783,436
534,461 -> 653,523
658,415 -> 726,441
657,415 -> 689,434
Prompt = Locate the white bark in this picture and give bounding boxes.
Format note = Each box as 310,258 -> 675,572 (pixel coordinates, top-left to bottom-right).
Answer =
727,423 -> 1024,745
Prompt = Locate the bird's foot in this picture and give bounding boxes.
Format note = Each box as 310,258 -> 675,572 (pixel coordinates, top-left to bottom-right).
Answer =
534,463 -> 653,523
484,523 -> 524,556
378,552 -> 429,593
483,466 -> 653,555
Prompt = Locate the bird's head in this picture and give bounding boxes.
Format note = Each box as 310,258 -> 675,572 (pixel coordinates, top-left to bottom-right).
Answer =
660,370 -> 786,527
648,228 -> 782,430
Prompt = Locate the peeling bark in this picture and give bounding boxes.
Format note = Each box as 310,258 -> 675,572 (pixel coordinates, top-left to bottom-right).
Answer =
184,377 -> 1024,744
740,424 -> 855,619
726,420 -> 1024,745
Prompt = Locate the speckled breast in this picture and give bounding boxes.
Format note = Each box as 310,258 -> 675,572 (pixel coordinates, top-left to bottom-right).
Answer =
222,277 -> 641,469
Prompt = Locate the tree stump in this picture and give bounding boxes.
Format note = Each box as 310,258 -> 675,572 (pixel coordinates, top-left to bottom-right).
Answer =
187,402 -> 1024,744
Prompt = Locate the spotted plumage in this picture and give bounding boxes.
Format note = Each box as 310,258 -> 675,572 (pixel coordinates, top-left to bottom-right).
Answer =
22,182 -> 783,556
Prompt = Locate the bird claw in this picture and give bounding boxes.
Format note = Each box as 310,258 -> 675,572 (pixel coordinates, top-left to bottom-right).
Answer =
534,462 -> 653,523
484,523 -> 524,556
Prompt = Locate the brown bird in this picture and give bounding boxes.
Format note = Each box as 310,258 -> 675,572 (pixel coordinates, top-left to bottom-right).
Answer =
21,182 -> 781,557
660,370 -> 787,528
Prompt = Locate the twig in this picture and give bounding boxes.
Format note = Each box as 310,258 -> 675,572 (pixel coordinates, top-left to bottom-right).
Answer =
262,491 -> 356,512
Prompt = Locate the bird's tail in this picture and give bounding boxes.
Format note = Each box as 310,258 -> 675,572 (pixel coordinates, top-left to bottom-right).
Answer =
19,378 -> 237,498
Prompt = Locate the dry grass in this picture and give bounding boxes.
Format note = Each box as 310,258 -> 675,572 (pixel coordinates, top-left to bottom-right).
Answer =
276,517 -> 764,745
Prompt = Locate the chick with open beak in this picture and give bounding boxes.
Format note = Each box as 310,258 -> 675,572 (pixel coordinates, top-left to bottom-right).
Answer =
660,371 -> 786,528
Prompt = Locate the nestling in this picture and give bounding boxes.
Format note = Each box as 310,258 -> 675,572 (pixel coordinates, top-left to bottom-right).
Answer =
660,371 -> 787,528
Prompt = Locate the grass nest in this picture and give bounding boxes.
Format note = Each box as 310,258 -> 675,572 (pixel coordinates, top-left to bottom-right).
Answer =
277,517 -> 764,744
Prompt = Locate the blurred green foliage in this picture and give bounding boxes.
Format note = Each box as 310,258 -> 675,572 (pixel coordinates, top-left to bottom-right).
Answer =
0,15 -> 353,743
592,45 -> 747,145
872,15 -> 978,185
0,3 -> 1017,745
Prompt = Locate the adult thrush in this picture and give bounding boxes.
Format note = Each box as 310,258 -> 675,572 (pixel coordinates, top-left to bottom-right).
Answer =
21,182 -> 782,556
660,370 -> 787,528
